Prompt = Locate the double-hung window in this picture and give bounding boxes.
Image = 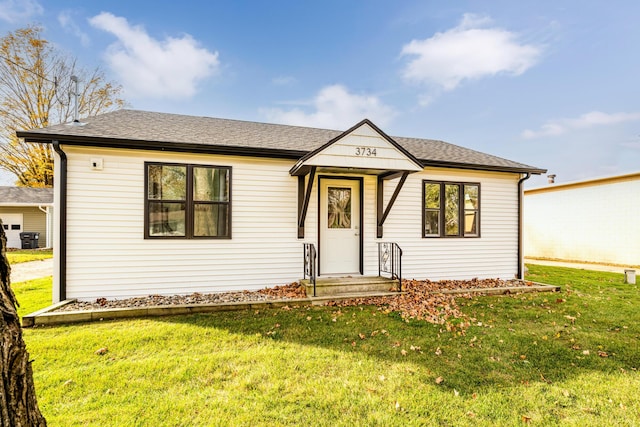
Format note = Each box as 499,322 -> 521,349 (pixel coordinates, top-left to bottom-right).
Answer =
423,181 -> 480,238
145,162 -> 231,239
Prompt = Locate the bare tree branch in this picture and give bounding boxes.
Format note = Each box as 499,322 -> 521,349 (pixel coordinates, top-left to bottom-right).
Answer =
0,26 -> 126,187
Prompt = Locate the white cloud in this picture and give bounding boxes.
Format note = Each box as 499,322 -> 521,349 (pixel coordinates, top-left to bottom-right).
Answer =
0,0 -> 43,23
89,12 -> 219,99
400,13 -> 542,91
58,11 -> 90,47
261,84 -> 396,129
522,111 -> 640,139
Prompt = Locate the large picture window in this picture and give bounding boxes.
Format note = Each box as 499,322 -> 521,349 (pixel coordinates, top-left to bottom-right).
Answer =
423,180 -> 479,238
145,163 -> 231,238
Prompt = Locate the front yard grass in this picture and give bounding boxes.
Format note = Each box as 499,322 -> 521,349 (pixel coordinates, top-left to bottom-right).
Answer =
18,265 -> 640,426
7,248 -> 53,264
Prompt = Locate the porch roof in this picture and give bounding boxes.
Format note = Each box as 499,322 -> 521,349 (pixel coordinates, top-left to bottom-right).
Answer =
18,109 -> 546,175
289,119 -> 423,176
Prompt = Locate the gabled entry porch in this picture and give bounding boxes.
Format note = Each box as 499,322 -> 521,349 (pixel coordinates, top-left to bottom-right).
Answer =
292,119 -> 422,295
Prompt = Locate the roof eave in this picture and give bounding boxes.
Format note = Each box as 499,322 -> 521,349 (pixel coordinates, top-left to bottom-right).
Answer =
17,130 -> 546,175
17,131 -> 308,160
0,203 -> 53,207
419,159 -> 546,175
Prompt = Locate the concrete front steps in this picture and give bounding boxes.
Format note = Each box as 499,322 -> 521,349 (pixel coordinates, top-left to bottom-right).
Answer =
301,275 -> 400,297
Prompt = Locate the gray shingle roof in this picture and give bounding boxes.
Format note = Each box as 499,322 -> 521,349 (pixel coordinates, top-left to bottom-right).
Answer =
0,186 -> 53,205
17,109 -> 545,174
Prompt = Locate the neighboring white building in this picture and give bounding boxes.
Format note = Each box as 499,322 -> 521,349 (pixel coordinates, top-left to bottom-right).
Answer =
18,110 -> 545,302
524,172 -> 640,267
0,186 -> 54,249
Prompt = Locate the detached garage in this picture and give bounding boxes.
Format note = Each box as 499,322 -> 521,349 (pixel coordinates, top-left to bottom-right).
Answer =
0,186 -> 54,249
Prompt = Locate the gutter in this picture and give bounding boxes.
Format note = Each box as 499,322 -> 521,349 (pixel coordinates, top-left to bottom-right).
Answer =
517,173 -> 531,279
52,141 -> 67,301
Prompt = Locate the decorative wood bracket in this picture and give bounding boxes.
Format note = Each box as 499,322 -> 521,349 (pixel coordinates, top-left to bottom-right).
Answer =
377,171 -> 409,238
297,166 -> 316,238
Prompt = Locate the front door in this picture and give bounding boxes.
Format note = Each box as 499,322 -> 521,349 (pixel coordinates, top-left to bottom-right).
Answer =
0,213 -> 23,249
319,178 -> 361,275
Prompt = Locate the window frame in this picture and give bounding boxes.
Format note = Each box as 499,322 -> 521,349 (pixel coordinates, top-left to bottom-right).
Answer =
422,180 -> 481,238
144,162 -> 232,239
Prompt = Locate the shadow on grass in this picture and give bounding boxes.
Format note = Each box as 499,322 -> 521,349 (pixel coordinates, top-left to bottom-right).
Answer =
153,265 -> 639,393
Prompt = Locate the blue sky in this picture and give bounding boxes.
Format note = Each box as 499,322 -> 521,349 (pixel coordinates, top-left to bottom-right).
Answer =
1,0 -> 639,187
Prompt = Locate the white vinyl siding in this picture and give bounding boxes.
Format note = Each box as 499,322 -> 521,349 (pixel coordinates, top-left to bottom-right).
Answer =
59,145 -> 521,301
371,168 -> 519,281
62,146 -> 302,300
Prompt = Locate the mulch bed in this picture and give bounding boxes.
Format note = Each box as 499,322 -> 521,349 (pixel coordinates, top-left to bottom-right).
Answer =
54,278 -> 527,326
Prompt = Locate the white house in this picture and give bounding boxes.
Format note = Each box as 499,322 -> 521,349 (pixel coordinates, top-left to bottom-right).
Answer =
17,110 -> 545,302
524,172 -> 640,266
0,186 -> 53,249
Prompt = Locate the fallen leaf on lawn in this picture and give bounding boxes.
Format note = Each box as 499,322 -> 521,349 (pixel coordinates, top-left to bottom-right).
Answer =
410,345 -> 421,351
401,349 -> 407,356
306,316 -> 312,321
435,347 -> 442,356
467,411 -> 476,418
522,415 -> 532,423
454,389 -> 459,396
395,401 -> 401,411
358,333 -> 366,340
520,355 -> 527,360
435,376 -> 444,384
598,351 -> 609,358
95,347 -> 108,356
583,350 -> 590,355
63,379 -> 73,387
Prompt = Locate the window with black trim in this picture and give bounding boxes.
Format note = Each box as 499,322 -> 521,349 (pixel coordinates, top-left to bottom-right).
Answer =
423,181 -> 480,238
145,162 -> 231,239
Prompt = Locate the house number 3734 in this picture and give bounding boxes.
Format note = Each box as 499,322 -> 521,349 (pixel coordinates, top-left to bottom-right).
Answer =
355,147 -> 377,156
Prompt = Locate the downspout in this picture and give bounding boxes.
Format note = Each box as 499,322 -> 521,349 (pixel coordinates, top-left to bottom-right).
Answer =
52,141 -> 67,300
517,173 -> 531,280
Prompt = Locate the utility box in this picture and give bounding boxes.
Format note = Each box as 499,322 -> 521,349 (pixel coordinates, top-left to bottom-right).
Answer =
20,232 -> 40,249
624,269 -> 636,284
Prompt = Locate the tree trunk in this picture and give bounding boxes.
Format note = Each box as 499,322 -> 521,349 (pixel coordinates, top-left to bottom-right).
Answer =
0,219 -> 47,426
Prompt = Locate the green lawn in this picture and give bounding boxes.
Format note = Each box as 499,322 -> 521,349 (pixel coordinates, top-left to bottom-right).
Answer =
17,265 -> 640,426
13,277 -> 52,318
6,248 -> 53,264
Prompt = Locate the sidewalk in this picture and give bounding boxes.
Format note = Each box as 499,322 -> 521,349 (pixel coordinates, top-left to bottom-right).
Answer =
524,257 -> 634,274
10,258 -> 54,283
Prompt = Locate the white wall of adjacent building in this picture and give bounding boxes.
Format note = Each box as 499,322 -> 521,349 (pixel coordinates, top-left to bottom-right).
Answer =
524,174 -> 640,266
54,145 -> 522,301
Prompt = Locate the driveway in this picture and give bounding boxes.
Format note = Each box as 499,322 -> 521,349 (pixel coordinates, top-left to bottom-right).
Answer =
10,258 -> 54,283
